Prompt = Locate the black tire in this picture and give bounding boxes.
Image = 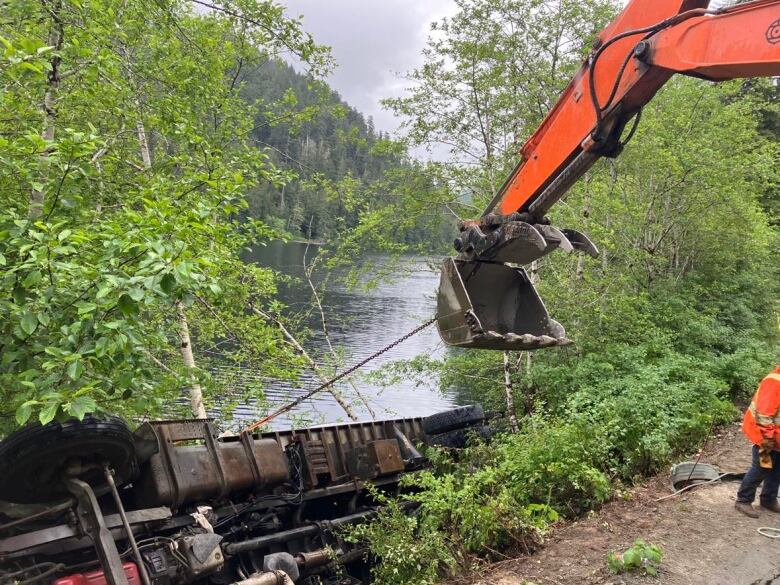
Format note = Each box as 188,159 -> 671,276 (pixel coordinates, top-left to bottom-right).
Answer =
422,405 -> 484,435
0,415 -> 137,504
428,425 -> 492,449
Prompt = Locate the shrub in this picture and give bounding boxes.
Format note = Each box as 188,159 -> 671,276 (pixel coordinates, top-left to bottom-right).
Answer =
343,489 -> 455,585
606,540 -> 663,576
347,422 -> 609,581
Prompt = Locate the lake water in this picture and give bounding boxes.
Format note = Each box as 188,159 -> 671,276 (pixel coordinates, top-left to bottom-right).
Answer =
218,241 -> 456,429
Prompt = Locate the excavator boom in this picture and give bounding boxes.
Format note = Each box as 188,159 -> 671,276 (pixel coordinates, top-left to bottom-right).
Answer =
437,0 -> 780,351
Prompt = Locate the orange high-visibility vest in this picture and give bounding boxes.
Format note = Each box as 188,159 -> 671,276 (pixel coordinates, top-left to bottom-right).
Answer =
742,366 -> 780,447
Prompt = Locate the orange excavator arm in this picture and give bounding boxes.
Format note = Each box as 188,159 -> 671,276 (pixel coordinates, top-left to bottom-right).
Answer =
492,0 -> 780,219
437,0 -> 780,351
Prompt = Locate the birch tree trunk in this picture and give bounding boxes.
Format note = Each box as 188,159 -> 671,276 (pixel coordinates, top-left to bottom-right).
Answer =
177,300 -> 207,419
576,175 -> 592,281
128,61 -> 206,419
502,351 -> 520,433
524,260 -> 539,381
528,260 -> 539,285
136,119 -> 152,169
251,307 -> 359,420
30,0 -> 64,218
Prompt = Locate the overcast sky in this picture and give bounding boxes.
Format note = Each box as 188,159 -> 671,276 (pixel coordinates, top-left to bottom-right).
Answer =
275,1 -> 737,137
279,0 -> 456,135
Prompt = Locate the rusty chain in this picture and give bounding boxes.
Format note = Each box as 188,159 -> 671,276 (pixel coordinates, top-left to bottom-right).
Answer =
242,317 -> 438,433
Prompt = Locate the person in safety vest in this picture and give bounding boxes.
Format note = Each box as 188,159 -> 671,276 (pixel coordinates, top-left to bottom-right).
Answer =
736,365 -> 780,518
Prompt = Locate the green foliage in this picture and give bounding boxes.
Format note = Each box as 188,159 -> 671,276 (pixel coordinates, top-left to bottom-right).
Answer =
384,0 -> 619,203
347,425 -> 605,581
562,349 -> 738,478
343,488 -> 454,585
0,0 -> 328,429
606,540 -> 663,577
406,427 -> 600,549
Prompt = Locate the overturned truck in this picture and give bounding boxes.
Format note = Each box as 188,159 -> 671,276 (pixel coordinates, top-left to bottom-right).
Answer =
0,406 -> 488,585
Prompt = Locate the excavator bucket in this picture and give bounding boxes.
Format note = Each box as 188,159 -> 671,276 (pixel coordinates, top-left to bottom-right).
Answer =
436,257 -> 572,351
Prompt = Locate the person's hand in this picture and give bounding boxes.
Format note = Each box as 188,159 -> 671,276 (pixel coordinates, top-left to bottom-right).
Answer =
761,437 -> 775,451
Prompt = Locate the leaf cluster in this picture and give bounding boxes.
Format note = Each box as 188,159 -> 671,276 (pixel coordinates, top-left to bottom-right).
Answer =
606,539 -> 663,576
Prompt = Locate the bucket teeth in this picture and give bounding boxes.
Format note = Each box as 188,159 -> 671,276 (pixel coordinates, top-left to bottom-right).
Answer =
487,332 -> 571,350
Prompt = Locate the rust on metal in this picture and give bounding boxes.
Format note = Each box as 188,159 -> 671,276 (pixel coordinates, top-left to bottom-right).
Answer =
345,439 -> 404,480
133,421 -> 289,509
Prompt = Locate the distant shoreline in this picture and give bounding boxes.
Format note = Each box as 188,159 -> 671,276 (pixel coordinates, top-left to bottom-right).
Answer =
289,238 -> 326,246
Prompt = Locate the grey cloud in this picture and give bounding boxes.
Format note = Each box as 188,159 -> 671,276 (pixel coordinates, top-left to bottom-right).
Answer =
281,0 -> 455,133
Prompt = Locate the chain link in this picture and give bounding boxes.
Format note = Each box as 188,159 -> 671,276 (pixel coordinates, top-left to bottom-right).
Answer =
242,317 -> 438,432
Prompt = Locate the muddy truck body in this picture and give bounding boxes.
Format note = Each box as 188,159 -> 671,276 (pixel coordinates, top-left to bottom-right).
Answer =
0,406 -> 487,585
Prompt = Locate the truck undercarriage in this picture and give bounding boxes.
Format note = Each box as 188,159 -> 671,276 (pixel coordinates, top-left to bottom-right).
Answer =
0,406 -> 487,585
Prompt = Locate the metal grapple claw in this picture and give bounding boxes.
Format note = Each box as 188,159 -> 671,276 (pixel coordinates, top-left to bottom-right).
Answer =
437,214 -> 599,351
561,228 -> 599,258
534,224 -> 574,254
456,221 -> 547,264
490,222 -> 548,264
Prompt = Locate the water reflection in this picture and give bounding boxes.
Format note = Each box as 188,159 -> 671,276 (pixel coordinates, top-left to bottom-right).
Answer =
216,241 -> 455,429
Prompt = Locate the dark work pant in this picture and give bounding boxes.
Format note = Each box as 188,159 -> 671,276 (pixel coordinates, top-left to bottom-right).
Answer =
737,445 -> 780,504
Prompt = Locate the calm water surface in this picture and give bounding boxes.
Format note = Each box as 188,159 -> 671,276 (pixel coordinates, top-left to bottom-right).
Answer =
217,241 -> 456,429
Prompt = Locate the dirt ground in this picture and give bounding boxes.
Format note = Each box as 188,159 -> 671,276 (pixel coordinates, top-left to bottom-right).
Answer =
450,423 -> 780,585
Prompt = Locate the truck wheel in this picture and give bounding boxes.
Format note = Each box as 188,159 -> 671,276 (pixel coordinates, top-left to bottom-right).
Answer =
422,405 -> 484,435
428,425 -> 492,449
0,415 -> 137,504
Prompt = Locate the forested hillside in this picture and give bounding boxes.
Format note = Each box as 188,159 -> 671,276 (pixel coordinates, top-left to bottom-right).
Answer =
242,60 -> 390,239
242,60 -> 451,247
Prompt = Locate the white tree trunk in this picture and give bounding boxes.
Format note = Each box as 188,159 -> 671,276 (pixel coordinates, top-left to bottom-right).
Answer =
528,260 -> 539,285
30,0 -> 64,218
130,84 -> 206,419
177,300 -> 207,419
136,119 -> 152,169
503,351 -> 520,433
131,80 -> 205,419
576,178 -> 591,281
524,261 -> 539,388
251,307 -> 358,420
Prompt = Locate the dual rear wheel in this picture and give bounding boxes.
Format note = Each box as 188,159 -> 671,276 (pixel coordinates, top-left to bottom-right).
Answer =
0,415 -> 137,504
422,405 -> 492,448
